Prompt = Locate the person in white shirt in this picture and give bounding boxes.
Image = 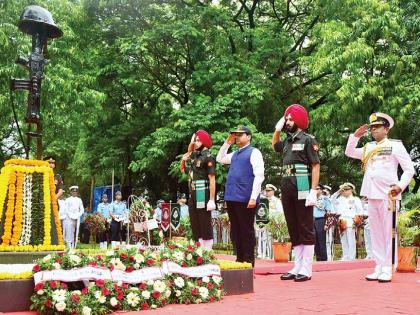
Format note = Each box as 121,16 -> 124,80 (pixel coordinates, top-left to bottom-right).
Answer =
265,184 -> 283,215
345,112 -> 415,282
331,183 -> 363,260
63,186 -> 84,249
217,125 -> 264,266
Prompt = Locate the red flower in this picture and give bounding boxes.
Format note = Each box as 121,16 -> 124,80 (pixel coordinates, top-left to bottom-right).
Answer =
108,263 -> 114,271
138,283 -> 146,290
146,259 -> 154,266
58,252 -> 64,257
181,262 -> 187,267
168,244 -> 176,250
96,279 -> 105,287
141,303 -> 149,310
129,256 -> 135,262
81,288 -> 88,295
191,288 -> 198,296
102,288 -> 110,296
207,282 -> 213,289
71,311 -> 78,315
88,261 -> 97,267
195,242 -> 201,247
55,258 -> 62,264
196,257 -> 203,264
117,290 -> 124,301
71,294 -> 80,302
60,282 -> 68,289
34,283 -> 44,292
122,283 -> 128,289
210,295 -> 215,302
50,281 -> 57,289
162,299 -> 167,306
185,299 -> 191,305
113,284 -> 119,290
152,291 -> 160,299
32,264 -> 40,272
126,266 -> 134,273
120,253 -> 128,260
96,255 -> 103,261
187,245 -> 194,251
44,300 -> 53,308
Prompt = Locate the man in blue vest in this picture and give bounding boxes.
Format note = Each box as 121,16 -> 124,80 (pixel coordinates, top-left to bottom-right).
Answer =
217,125 -> 265,266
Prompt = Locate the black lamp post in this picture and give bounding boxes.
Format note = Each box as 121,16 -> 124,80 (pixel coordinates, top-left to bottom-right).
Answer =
10,5 -> 63,159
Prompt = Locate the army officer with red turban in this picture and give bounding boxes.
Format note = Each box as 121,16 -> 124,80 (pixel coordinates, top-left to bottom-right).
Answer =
272,104 -> 320,282
181,130 -> 216,250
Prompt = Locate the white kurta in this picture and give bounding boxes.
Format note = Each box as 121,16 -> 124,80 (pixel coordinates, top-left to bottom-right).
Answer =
63,196 -> 84,245
345,135 -> 415,268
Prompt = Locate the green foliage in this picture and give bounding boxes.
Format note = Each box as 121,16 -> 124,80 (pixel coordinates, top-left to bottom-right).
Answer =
266,213 -> 289,243
398,207 -> 420,247
0,0 -> 418,200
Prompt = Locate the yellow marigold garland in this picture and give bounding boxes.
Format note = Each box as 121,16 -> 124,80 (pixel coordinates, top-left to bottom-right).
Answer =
0,159 -> 64,251
43,171 -> 52,245
49,171 -> 63,244
2,171 -> 16,245
11,172 -> 24,245
0,166 -> 12,222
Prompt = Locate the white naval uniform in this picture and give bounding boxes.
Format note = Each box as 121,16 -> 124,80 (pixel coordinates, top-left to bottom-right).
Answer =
345,135 -> 415,275
331,193 -> 363,260
63,196 -> 84,248
361,200 -> 373,259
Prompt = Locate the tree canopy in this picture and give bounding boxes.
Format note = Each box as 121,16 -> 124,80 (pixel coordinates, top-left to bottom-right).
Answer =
0,0 -> 419,202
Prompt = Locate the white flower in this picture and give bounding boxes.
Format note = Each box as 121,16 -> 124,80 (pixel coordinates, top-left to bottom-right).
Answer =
147,280 -> 154,286
141,290 -> 151,299
186,253 -> 193,261
110,258 -> 125,270
212,276 -> 222,285
134,263 -> 140,269
82,306 -> 91,315
199,287 -> 209,299
105,250 -> 115,256
42,254 -> 52,262
55,301 -> 66,312
202,276 -> 210,283
98,295 -> 106,304
52,289 -> 67,302
134,254 -> 145,263
187,281 -> 193,287
69,254 -> 81,264
110,297 -> 118,307
159,230 -> 164,238
153,280 -> 166,293
94,291 -> 102,299
151,304 -> 157,309
72,290 -> 81,295
52,262 -> 61,270
68,249 -> 76,255
196,298 -> 202,304
175,290 -> 181,297
37,289 -> 44,295
127,292 -> 140,307
165,289 -> 171,298
196,247 -> 203,257
174,277 -> 185,288
172,251 -> 184,261
117,280 -> 123,287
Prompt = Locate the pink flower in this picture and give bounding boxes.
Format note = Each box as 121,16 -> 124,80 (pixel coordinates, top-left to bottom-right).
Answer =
102,288 -> 110,296
81,288 -> 88,295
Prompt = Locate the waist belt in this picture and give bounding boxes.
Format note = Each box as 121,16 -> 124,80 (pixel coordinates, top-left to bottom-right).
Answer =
190,180 -> 209,190
281,164 -> 309,177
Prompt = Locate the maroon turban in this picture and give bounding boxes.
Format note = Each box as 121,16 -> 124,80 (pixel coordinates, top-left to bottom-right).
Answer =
284,104 -> 309,130
195,130 -> 213,148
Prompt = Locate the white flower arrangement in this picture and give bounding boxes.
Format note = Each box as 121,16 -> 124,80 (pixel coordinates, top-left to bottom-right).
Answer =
82,306 -> 91,315
126,292 -> 140,307
141,290 -> 150,299
174,277 -> 185,288
199,287 -> 209,299
110,297 -> 118,306
55,301 -> 66,312
19,174 -> 32,245
172,251 -> 184,261
134,253 -> 145,263
52,289 -> 67,302
212,276 -> 222,285
69,254 -> 81,264
202,276 -> 210,283
153,279 -> 166,293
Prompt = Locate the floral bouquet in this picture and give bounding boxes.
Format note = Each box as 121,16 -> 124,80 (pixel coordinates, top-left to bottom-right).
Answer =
324,213 -> 341,231
84,214 -> 107,235
161,241 -> 216,267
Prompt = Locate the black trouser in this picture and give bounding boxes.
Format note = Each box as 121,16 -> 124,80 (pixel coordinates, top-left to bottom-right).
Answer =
79,223 -> 90,244
281,179 -> 315,247
314,217 -> 327,261
110,220 -> 121,241
189,189 -> 213,240
226,201 -> 257,266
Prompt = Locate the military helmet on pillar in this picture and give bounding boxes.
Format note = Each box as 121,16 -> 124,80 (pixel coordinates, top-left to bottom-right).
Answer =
18,5 -> 63,39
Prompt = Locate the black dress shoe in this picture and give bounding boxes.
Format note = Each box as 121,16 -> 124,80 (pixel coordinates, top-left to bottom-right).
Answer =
294,274 -> 311,282
280,273 -> 296,280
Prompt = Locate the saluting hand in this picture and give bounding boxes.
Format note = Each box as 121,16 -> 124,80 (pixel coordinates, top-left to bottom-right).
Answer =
354,124 -> 369,138
389,185 -> 402,197
226,134 -> 235,145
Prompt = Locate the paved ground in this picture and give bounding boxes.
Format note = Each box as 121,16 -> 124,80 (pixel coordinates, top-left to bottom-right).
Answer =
4,259 -> 419,315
